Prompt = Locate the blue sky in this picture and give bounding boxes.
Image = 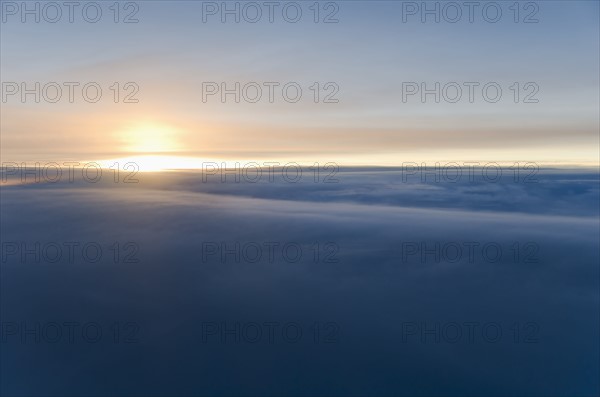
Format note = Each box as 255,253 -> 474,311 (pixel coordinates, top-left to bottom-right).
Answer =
1,1 -> 599,165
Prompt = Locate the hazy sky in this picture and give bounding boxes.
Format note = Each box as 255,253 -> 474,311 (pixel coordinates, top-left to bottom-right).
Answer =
1,0 -> 599,166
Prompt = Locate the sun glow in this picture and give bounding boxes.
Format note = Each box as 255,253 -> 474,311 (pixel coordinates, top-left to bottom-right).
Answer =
94,155 -> 216,172
101,122 -> 200,171
119,123 -> 182,153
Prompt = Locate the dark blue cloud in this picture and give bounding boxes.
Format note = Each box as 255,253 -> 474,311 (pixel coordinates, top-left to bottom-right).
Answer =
1,168 -> 598,396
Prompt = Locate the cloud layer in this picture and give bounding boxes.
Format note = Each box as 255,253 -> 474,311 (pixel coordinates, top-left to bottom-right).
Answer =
1,169 -> 598,396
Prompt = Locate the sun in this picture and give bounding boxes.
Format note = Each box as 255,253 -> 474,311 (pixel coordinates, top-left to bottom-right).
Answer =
120,122 -> 182,153
90,122 -> 197,171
